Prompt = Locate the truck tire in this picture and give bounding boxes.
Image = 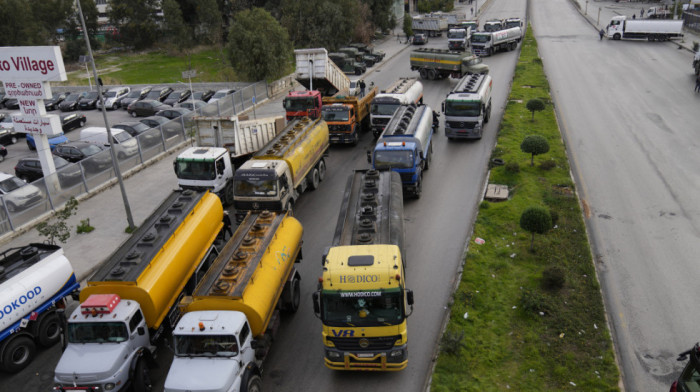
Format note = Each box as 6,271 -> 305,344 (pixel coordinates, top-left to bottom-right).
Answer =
317,159 -> 326,182
309,167 -> 320,190
224,182 -> 234,206
241,371 -> 262,392
424,144 -> 432,171
419,69 -> 428,79
132,359 -> 153,392
284,276 -> 301,313
427,69 -> 437,80
414,175 -> 422,199
36,312 -> 61,347
0,335 -> 36,373
613,33 -> 621,40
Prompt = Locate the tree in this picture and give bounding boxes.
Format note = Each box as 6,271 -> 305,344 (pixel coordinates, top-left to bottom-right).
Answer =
526,98 -> 545,120
520,134 -> 550,166
36,198 -> 79,245
0,0 -> 40,46
226,7 -> 293,81
519,206 -> 552,252
279,0 -> 357,48
196,0 -> 223,45
162,0 -> 192,50
403,14 -> 414,39
109,0 -> 160,50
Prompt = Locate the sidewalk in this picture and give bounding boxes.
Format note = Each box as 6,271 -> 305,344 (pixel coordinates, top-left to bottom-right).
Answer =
574,0 -> 699,54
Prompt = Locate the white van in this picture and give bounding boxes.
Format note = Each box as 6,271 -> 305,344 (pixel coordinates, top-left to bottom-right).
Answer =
80,127 -> 139,159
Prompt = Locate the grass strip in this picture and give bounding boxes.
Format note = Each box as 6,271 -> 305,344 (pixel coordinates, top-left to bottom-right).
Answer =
430,26 -> 620,391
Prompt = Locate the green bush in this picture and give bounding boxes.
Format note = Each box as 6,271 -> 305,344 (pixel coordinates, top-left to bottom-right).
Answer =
539,159 -> 556,170
519,288 -> 550,315
542,266 -> 565,291
520,206 -> 552,251
521,134 -> 550,166
440,329 -> 466,356
505,161 -> 520,173
526,98 -> 545,120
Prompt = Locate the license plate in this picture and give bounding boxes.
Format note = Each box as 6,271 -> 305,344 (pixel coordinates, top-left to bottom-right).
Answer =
357,353 -> 374,358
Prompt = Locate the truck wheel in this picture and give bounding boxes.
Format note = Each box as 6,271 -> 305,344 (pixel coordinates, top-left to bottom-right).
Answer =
132,359 -> 153,392
285,277 -> 301,313
427,69 -> 437,80
0,335 -> 36,373
419,69 -> 428,79
317,159 -> 326,182
424,145 -> 432,171
613,33 -> 621,40
36,312 -> 61,347
309,167 -> 320,190
414,176 -> 422,199
241,373 -> 262,392
352,131 -> 359,145
224,183 -> 235,206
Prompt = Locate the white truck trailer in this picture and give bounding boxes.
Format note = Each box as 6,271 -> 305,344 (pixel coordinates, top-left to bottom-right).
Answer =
471,27 -> 522,56
294,48 -> 350,96
412,15 -> 449,37
174,115 -> 284,205
370,77 -> 424,138
0,244 -> 79,373
606,15 -> 683,41
442,73 -> 493,139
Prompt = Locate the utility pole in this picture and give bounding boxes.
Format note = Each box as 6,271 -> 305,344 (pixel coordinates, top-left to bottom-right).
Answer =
75,0 -> 135,230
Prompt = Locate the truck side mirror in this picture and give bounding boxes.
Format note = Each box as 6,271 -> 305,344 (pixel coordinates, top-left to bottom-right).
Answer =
419,151 -> 424,160
172,161 -> 177,174
312,292 -> 321,317
441,102 -> 445,113
321,246 -> 330,266
366,150 -> 372,164
406,289 -> 414,306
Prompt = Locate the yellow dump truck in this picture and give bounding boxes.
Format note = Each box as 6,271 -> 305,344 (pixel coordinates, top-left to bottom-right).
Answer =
163,210 -> 303,392
53,190 -> 225,392
233,117 -> 329,221
321,87 -> 377,145
313,169 -> 414,371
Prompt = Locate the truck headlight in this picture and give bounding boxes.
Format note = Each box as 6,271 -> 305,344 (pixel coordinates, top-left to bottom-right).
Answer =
104,383 -> 116,390
390,349 -> 404,358
327,350 -> 341,359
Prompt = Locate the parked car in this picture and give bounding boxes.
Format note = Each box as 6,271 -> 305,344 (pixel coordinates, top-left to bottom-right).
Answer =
14,155 -> 83,187
0,144 -> 7,161
163,89 -> 192,106
44,92 -> 71,111
59,92 -> 86,111
348,80 -> 361,96
412,33 -> 428,45
119,86 -> 152,109
139,115 -> 170,129
26,131 -> 68,151
78,91 -> 100,110
208,88 -> 236,103
60,113 -> 87,132
176,100 -> 207,111
155,107 -> 191,120
144,87 -> 174,102
53,141 -> 111,169
0,172 -> 43,212
192,89 -> 215,102
113,121 -> 161,148
3,98 -> 19,110
0,114 -> 18,145
127,99 -> 171,117
0,92 -> 9,108
97,86 -> 130,110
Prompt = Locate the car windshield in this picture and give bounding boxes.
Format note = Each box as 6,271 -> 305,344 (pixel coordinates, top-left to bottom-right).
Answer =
84,92 -> 98,99
174,159 -> 216,181
125,91 -> 140,98
67,322 -> 128,344
129,123 -> 150,133
321,289 -> 404,327
193,91 -> 209,99
104,91 -> 117,98
78,144 -> 104,156
146,91 -> 161,100
53,157 -> 70,168
170,92 -> 183,98
373,150 -> 414,170
114,132 -> 132,143
0,176 -> 26,193
445,100 -> 482,117
64,94 -> 80,102
471,34 -> 490,43
212,91 -> 228,98
371,102 -> 400,116
174,334 -> 239,357
234,177 -> 277,197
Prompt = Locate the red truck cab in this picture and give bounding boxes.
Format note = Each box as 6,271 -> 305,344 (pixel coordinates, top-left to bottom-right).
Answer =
283,90 -> 322,120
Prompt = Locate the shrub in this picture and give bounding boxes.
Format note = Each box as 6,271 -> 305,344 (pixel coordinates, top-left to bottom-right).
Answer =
505,161 -> 520,174
542,266 -> 565,291
519,288 -> 550,315
37,198 -> 78,245
440,329 -> 466,356
539,159 -> 556,170
77,218 -> 94,234
520,206 -> 552,251
521,135 -> 550,166
526,98 -> 545,120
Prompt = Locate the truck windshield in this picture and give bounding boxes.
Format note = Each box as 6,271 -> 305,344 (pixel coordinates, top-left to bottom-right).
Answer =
322,109 -> 349,122
174,159 -> 216,181
445,100 -> 481,117
67,322 -> 129,343
371,103 -> 400,116
284,97 -> 315,111
471,34 -> 490,43
374,150 -> 414,170
448,30 -> 467,39
321,289 -> 404,327
234,178 -> 278,197
174,334 -> 239,357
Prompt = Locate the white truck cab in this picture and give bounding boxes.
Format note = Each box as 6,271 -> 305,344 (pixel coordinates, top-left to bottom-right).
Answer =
54,294 -> 154,392
164,311 -> 260,392
174,147 -> 235,205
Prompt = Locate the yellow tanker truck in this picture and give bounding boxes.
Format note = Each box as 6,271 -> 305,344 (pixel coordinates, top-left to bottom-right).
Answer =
233,116 -> 329,221
312,169 -> 414,371
163,210 -> 303,392
53,190 -> 225,392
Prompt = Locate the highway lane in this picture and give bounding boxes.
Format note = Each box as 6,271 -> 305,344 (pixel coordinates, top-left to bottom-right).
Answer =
531,0 -> 700,390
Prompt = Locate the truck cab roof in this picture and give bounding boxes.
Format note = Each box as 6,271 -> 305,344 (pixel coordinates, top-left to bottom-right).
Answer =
175,310 -> 247,335
177,146 -> 228,161
69,295 -> 138,324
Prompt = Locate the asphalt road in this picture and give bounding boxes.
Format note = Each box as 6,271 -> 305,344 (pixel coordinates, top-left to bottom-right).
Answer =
532,0 -> 700,390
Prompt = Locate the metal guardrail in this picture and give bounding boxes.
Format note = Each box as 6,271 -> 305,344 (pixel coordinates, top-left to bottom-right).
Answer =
0,80 -> 272,235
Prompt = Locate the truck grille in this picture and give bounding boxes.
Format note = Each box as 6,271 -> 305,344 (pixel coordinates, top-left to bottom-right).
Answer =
372,118 -> 389,126
234,200 -> 283,212
328,335 -> 400,351
328,124 -> 349,133
447,121 -> 477,129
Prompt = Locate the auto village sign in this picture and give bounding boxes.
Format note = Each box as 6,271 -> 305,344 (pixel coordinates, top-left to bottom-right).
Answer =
0,46 -> 67,182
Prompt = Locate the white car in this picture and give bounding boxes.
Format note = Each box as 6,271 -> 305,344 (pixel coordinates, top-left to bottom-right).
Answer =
0,172 -> 44,212
97,86 -> 131,110
208,88 -> 236,103
0,113 -> 19,145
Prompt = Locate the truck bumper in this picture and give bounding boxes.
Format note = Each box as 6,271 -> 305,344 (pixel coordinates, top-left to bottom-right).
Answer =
329,132 -> 357,144
445,126 -> 482,139
324,345 -> 408,371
